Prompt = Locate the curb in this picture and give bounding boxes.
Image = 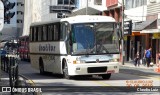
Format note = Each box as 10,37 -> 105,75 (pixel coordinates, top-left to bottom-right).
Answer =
120,62 -> 157,70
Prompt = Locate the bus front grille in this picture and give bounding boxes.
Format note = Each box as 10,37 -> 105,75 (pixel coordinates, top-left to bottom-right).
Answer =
87,67 -> 107,73
85,61 -> 109,63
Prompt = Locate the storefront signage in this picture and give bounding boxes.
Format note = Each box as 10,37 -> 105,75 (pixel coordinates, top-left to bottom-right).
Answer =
153,33 -> 160,39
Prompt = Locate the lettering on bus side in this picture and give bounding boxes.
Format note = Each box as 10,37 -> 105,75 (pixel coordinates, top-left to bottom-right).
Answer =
42,55 -> 55,62
39,44 -> 56,52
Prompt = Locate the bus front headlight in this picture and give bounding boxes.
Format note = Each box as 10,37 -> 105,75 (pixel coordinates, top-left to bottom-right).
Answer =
109,58 -> 119,62
73,60 -> 85,64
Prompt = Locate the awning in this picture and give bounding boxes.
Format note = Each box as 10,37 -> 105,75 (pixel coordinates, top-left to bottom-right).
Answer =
141,29 -> 160,33
130,31 -> 146,36
69,7 -> 104,16
132,19 -> 157,31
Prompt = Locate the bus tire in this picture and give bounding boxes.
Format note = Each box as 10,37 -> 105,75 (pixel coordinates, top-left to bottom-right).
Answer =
63,61 -> 71,79
101,74 -> 111,80
39,58 -> 45,75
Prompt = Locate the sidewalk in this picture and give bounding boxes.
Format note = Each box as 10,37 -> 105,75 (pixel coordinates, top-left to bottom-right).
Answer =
0,70 -> 10,95
0,70 -> 10,86
120,61 -> 159,72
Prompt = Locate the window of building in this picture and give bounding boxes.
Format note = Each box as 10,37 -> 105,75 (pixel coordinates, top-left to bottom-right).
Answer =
17,20 -> 23,23
21,4 -> 24,6
17,3 -> 19,6
17,2 -> 24,6
58,0 -> 63,4
17,11 -> 23,15
125,0 -> 147,9
70,0 -> 75,5
58,0 -> 75,5
94,0 -> 102,5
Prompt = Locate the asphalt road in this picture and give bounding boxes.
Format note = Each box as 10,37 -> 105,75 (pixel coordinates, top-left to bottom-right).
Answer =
18,61 -> 160,95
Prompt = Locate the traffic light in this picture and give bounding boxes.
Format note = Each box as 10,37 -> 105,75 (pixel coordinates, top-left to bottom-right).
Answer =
2,0 -> 15,24
0,1 -> 4,31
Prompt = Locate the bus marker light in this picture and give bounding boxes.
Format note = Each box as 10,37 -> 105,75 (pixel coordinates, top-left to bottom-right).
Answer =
107,70 -> 115,73
73,60 -> 77,64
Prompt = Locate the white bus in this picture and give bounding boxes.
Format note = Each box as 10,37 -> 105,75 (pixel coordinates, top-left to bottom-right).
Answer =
29,15 -> 120,79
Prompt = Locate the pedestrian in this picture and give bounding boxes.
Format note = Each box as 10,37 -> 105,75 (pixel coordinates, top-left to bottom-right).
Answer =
145,47 -> 152,68
134,52 -> 140,67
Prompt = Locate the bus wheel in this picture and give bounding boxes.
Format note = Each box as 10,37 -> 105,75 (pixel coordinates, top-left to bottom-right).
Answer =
63,62 -> 71,79
39,59 -> 45,75
101,74 -> 111,80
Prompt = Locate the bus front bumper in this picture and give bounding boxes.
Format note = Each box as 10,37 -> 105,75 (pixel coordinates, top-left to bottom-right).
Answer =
68,62 -> 119,76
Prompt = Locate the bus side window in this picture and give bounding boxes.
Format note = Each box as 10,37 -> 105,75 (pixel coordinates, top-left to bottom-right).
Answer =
43,26 -> 47,41
48,25 -> 51,41
38,26 -> 42,41
54,23 -> 60,41
51,25 -> 54,41
60,23 -> 67,41
48,25 -> 54,41
30,28 -> 33,41
34,27 -> 36,41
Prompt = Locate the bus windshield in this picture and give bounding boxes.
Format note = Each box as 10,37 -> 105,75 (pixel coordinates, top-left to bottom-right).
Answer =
71,22 -> 119,55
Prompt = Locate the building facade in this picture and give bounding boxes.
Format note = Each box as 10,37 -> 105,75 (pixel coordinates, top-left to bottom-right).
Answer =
23,0 -> 76,36
70,0 -> 107,16
125,0 -> 160,64
17,0 -> 25,37
124,0 -> 148,61
142,0 -> 160,64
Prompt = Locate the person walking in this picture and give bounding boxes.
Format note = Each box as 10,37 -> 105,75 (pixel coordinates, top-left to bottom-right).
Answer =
134,52 -> 140,67
145,47 -> 152,68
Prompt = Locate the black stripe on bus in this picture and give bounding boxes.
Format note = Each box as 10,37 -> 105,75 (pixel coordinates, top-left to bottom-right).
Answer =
29,53 -> 67,56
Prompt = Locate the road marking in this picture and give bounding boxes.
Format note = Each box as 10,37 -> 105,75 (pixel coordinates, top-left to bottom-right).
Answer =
92,81 -> 112,86
27,79 -> 36,86
19,74 -> 42,95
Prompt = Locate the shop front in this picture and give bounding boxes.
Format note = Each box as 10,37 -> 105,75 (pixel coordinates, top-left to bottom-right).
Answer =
141,29 -> 160,65
153,33 -> 160,64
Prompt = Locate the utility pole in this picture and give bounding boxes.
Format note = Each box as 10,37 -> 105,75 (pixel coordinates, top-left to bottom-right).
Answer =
121,0 -> 124,65
86,0 -> 88,15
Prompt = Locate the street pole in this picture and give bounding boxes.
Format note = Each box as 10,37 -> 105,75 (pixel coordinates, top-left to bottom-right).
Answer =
86,0 -> 88,15
121,0 -> 124,65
